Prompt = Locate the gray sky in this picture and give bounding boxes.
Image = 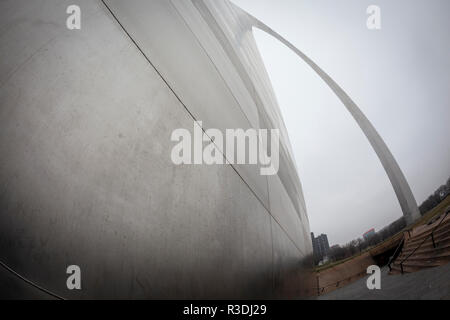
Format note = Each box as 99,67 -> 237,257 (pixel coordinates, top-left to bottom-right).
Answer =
232,0 -> 450,245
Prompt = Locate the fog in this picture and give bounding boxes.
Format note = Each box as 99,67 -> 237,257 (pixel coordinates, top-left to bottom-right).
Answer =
232,0 -> 450,245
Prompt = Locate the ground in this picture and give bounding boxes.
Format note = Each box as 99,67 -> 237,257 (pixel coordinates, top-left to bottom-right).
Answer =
319,263 -> 450,300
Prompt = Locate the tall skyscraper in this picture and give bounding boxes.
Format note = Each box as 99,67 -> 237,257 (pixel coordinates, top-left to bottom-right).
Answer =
311,233 -> 330,264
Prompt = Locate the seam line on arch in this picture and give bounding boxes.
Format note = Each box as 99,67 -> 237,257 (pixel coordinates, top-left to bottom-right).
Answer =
0,260 -> 65,300
100,0 -> 306,257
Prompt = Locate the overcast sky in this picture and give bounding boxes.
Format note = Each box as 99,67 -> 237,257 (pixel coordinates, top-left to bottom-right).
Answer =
232,0 -> 450,245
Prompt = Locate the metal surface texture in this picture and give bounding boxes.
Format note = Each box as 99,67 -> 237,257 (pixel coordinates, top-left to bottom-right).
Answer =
0,0 -> 418,299
0,0 -> 314,298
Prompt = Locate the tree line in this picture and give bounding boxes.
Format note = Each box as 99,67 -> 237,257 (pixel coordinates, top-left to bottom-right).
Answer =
418,176 -> 450,215
322,175 -> 450,265
324,217 -> 406,264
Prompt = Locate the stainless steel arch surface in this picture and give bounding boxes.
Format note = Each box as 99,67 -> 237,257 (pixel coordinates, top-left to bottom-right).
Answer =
0,0 -> 315,299
0,0 -> 418,300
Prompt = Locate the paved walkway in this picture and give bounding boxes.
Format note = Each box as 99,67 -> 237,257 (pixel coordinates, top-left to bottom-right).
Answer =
319,263 -> 450,300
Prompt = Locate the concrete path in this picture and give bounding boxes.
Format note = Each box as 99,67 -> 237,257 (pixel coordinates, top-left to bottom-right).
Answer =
319,264 -> 450,300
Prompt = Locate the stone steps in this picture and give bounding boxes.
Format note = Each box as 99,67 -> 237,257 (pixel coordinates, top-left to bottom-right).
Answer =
400,235 -> 450,257
405,222 -> 450,248
389,209 -> 450,275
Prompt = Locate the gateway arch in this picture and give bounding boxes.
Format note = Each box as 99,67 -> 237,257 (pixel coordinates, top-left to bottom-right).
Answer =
250,16 -> 421,225
194,0 -> 421,225
0,0 -> 419,299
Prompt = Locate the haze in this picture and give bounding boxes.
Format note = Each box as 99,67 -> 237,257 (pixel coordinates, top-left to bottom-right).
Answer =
232,0 -> 450,245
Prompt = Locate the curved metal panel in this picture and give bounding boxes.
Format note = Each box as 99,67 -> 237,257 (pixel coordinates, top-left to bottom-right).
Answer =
0,0 -> 314,299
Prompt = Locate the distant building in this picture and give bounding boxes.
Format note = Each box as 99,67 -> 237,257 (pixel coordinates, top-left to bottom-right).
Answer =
311,232 -> 330,264
363,228 -> 376,240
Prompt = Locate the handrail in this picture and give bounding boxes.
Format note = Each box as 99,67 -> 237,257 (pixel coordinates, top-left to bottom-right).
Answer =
316,270 -> 367,296
398,207 -> 450,274
387,237 -> 405,271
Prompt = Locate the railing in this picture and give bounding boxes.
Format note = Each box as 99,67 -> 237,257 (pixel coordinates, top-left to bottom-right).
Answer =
317,206 -> 450,295
392,207 -> 450,274
387,237 -> 405,272
316,270 -> 367,296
